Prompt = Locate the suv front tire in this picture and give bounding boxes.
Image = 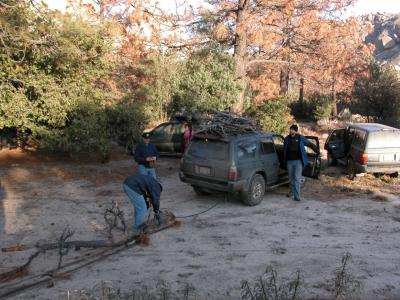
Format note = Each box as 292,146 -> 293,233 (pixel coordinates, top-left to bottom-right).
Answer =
240,174 -> 265,206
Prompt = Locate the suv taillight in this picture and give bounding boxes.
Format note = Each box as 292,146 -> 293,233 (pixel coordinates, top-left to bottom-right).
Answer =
361,153 -> 368,164
228,165 -> 238,181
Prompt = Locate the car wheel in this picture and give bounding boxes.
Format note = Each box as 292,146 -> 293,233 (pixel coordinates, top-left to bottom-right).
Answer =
240,174 -> 265,206
193,186 -> 211,196
347,158 -> 356,180
327,152 -> 337,166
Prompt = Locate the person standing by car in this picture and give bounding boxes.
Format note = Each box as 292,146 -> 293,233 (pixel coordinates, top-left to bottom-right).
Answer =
134,132 -> 159,178
182,123 -> 193,151
284,124 -> 319,201
123,174 -> 163,234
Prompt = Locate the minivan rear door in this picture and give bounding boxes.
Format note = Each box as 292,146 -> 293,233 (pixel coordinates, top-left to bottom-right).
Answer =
325,128 -> 346,159
366,130 -> 400,167
303,136 -> 321,179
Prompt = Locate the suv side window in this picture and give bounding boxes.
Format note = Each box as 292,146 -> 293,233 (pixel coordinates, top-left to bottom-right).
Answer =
353,130 -> 366,148
237,141 -> 257,159
260,138 -> 275,154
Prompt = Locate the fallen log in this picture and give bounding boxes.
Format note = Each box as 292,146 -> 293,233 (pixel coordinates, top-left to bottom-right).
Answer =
0,210 -> 177,294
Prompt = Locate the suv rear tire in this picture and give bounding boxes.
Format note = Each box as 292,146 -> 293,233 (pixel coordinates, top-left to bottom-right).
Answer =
347,158 -> 356,180
240,174 -> 265,206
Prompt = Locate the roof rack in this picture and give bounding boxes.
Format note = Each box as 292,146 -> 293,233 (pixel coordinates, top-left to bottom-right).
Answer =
194,110 -> 258,138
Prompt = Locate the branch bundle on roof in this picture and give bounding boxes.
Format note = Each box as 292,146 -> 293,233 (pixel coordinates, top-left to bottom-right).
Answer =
195,110 -> 259,138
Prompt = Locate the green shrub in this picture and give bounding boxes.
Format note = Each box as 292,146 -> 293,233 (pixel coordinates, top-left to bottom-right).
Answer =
352,62 -> 400,128
246,97 -> 292,134
290,93 -> 333,121
171,50 -> 243,113
310,93 -> 333,121
106,101 -> 148,152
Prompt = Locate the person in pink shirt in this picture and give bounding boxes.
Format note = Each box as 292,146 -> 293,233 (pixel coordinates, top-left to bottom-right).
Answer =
183,123 -> 193,151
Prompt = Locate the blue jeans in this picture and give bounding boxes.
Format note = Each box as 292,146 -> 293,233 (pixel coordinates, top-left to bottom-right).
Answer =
287,160 -> 303,200
138,164 -> 156,179
123,184 -> 147,230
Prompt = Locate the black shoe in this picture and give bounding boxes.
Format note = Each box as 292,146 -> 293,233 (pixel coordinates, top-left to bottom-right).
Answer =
293,197 -> 301,202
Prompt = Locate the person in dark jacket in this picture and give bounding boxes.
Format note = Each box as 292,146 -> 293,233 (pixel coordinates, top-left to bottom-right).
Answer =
134,132 -> 159,178
284,124 -> 319,201
123,174 -> 163,233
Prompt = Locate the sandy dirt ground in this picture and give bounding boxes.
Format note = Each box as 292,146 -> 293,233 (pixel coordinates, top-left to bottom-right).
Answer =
1,148 -> 400,300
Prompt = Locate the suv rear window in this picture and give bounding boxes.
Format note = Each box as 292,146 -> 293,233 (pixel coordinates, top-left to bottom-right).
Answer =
366,131 -> 400,148
188,139 -> 229,160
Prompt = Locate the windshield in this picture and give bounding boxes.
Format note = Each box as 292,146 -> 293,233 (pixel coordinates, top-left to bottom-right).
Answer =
187,139 -> 229,160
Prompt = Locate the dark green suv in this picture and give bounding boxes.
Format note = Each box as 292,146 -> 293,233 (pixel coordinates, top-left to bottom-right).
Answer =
179,131 -> 320,206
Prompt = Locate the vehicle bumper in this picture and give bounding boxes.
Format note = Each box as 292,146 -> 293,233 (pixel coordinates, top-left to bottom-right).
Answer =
179,172 -> 247,193
355,163 -> 400,174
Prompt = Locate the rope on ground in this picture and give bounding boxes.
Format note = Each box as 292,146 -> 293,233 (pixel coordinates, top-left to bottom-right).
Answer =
175,200 -> 220,219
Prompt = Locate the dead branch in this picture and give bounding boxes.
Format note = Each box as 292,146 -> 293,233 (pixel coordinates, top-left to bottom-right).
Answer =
0,211 -> 176,285
104,200 -> 126,238
57,226 -> 75,269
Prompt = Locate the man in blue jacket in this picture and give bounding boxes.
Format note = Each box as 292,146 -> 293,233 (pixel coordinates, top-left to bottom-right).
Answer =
284,124 -> 319,202
134,132 -> 159,178
123,174 -> 163,234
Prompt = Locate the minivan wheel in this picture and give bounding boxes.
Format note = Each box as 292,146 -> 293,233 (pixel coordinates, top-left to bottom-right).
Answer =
347,158 -> 356,180
193,186 -> 211,196
240,174 -> 265,206
327,152 -> 337,166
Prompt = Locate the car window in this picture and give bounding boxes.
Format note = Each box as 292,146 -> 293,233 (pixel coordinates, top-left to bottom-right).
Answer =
152,124 -> 172,137
367,131 -> 400,148
305,138 -> 318,155
347,128 -> 355,142
353,130 -> 366,148
260,138 -> 275,154
237,141 -> 257,159
188,139 -> 229,160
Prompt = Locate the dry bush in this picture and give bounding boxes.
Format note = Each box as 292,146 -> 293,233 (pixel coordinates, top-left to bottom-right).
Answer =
64,281 -> 197,300
241,266 -> 303,300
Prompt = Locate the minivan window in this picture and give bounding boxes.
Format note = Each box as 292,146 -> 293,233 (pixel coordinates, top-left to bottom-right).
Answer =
353,130 -> 366,148
188,139 -> 229,160
367,131 -> 400,148
237,141 -> 257,159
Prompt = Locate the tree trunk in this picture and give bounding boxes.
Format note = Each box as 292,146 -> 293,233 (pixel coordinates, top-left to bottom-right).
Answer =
279,68 -> 289,96
231,0 -> 249,114
332,79 -> 338,117
299,78 -> 304,102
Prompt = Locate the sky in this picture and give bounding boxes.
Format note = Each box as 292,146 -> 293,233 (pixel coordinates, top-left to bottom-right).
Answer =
42,0 -> 400,16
